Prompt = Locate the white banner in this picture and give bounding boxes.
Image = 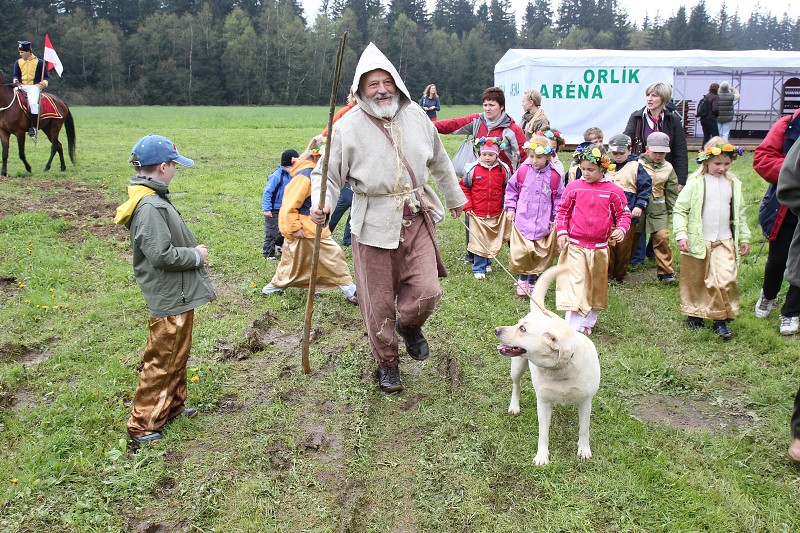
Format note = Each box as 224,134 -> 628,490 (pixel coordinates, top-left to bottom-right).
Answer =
498,66 -> 674,145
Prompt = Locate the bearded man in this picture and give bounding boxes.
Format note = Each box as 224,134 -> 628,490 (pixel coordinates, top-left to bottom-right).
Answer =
310,43 -> 466,393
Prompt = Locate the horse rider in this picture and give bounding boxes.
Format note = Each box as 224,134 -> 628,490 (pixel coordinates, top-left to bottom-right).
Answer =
13,40 -> 49,138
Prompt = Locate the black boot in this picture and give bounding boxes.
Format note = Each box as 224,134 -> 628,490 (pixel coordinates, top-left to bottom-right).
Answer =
28,113 -> 38,137
712,320 -> 733,340
376,366 -> 404,393
685,316 -> 705,330
396,323 -> 430,361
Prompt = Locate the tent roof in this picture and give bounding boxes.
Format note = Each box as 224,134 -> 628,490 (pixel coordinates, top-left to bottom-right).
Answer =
495,49 -> 800,73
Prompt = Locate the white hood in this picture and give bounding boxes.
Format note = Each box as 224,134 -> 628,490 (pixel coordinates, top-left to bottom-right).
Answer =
351,43 -> 411,106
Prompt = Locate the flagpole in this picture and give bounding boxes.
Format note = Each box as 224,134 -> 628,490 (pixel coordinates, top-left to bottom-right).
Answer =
33,41 -> 46,143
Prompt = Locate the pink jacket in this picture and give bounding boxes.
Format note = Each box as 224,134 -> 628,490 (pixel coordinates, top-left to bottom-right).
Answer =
555,176 -> 631,249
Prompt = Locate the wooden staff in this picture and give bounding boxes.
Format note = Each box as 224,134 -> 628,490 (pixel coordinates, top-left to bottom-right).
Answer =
301,32 -> 348,374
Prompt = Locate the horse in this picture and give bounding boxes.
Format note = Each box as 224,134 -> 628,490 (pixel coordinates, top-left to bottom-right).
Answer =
0,69 -> 76,176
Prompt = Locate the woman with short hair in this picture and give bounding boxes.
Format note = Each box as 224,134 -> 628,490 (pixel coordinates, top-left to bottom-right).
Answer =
624,81 -> 688,186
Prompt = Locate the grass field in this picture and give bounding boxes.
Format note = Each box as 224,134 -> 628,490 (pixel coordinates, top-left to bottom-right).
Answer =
1,105 -> 799,532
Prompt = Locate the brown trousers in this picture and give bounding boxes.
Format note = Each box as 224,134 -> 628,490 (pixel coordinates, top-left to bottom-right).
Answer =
652,229 -> 674,275
352,216 -> 442,368
608,223 -> 640,282
127,310 -> 194,438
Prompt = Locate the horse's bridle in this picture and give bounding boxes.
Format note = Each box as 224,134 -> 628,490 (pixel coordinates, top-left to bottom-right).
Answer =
0,87 -> 20,112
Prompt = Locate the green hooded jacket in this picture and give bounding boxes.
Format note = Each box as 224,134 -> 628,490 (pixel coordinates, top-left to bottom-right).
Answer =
116,175 -> 215,318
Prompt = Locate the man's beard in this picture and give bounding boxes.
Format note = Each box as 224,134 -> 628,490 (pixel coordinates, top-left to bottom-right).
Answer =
366,92 -> 400,119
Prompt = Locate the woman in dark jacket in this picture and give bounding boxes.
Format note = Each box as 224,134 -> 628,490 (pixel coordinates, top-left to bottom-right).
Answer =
419,84 -> 440,121
701,83 -> 720,146
624,81 -> 688,186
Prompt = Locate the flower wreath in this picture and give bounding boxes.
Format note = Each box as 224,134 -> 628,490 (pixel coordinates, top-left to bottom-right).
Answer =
695,143 -> 744,163
523,140 -> 554,155
473,136 -> 507,153
572,145 -> 616,172
537,129 -> 565,148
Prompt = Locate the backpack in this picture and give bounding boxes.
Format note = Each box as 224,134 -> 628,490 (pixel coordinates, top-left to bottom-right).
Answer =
696,96 -> 709,119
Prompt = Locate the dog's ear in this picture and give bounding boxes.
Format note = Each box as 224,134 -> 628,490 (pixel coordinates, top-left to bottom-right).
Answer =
541,331 -> 561,352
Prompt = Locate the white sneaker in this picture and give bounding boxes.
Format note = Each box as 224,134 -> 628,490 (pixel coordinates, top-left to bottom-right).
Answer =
755,290 -> 777,318
485,266 -> 492,273
262,283 -> 284,295
780,315 -> 799,335
474,272 -> 486,279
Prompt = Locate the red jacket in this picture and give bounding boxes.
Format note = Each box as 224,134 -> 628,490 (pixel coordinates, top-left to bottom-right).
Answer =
436,113 -> 526,170
460,160 -> 510,217
555,177 -> 631,249
753,109 -> 800,239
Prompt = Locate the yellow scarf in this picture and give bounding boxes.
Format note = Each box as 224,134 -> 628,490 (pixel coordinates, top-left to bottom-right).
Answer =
114,185 -> 155,225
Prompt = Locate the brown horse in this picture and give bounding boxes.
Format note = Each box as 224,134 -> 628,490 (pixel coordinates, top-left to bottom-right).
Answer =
0,69 -> 76,176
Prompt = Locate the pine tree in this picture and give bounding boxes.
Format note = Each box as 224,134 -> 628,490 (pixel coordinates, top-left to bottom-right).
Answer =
387,0 -> 428,26
687,1 -> 715,49
485,0 -> 516,50
667,6 -> 689,50
433,0 -> 477,36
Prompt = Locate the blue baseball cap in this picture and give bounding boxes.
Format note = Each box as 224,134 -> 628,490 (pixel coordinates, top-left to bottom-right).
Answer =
131,134 -> 194,167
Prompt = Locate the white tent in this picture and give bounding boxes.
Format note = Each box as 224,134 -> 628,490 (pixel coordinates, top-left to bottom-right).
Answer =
495,49 -> 800,144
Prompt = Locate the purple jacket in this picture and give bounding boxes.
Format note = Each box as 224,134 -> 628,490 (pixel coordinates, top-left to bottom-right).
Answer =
504,160 -> 564,241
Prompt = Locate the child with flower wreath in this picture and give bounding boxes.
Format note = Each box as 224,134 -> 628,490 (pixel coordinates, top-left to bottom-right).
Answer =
555,144 -> 631,335
537,128 -> 566,177
505,134 -> 564,296
460,137 -> 512,279
567,127 -> 605,184
673,137 -> 750,339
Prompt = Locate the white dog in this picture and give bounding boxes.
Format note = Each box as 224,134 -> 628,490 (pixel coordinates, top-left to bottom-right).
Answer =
495,264 -> 601,465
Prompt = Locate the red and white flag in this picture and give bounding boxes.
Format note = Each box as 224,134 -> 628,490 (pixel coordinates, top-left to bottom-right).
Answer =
43,33 -> 63,77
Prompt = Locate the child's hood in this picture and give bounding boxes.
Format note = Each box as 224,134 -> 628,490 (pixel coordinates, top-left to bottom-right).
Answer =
114,176 -> 168,225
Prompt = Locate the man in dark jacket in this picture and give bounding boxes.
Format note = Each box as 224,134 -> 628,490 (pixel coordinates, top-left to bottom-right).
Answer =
700,83 -> 720,146
775,139 -> 800,462
717,81 -> 740,141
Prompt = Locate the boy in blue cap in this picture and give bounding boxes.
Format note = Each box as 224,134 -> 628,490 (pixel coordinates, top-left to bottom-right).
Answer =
114,134 -> 216,445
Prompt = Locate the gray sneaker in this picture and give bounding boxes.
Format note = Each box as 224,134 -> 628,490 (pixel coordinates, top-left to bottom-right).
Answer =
780,315 -> 799,335
755,290 -> 777,318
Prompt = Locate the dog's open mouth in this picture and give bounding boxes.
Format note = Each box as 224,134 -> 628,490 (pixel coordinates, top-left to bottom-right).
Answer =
497,344 -> 526,357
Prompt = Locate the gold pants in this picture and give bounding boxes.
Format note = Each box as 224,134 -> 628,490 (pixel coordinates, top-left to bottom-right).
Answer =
608,223 -> 640,282
509,225 -> 557,275
652,229 -> 674,276
127,310 -> 194,438
270,236 -> 353,290
679,239 -> 739,320
556,246 -> 609,315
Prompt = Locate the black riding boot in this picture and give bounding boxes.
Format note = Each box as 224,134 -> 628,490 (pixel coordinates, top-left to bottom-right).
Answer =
28,114 -> 38,137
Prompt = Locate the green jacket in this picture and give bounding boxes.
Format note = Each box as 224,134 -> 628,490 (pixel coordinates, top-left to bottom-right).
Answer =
119,175 -> 216,318
672,172 -> 751,260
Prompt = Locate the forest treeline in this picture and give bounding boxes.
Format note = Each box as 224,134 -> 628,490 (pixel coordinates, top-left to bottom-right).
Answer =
2,0 -> 799,106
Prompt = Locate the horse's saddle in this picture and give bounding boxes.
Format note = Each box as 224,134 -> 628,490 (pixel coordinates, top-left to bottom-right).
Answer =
15,90 -> 63,120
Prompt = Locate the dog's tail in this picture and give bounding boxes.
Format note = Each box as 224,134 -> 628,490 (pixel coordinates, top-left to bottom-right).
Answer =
530,264 -> 570,315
